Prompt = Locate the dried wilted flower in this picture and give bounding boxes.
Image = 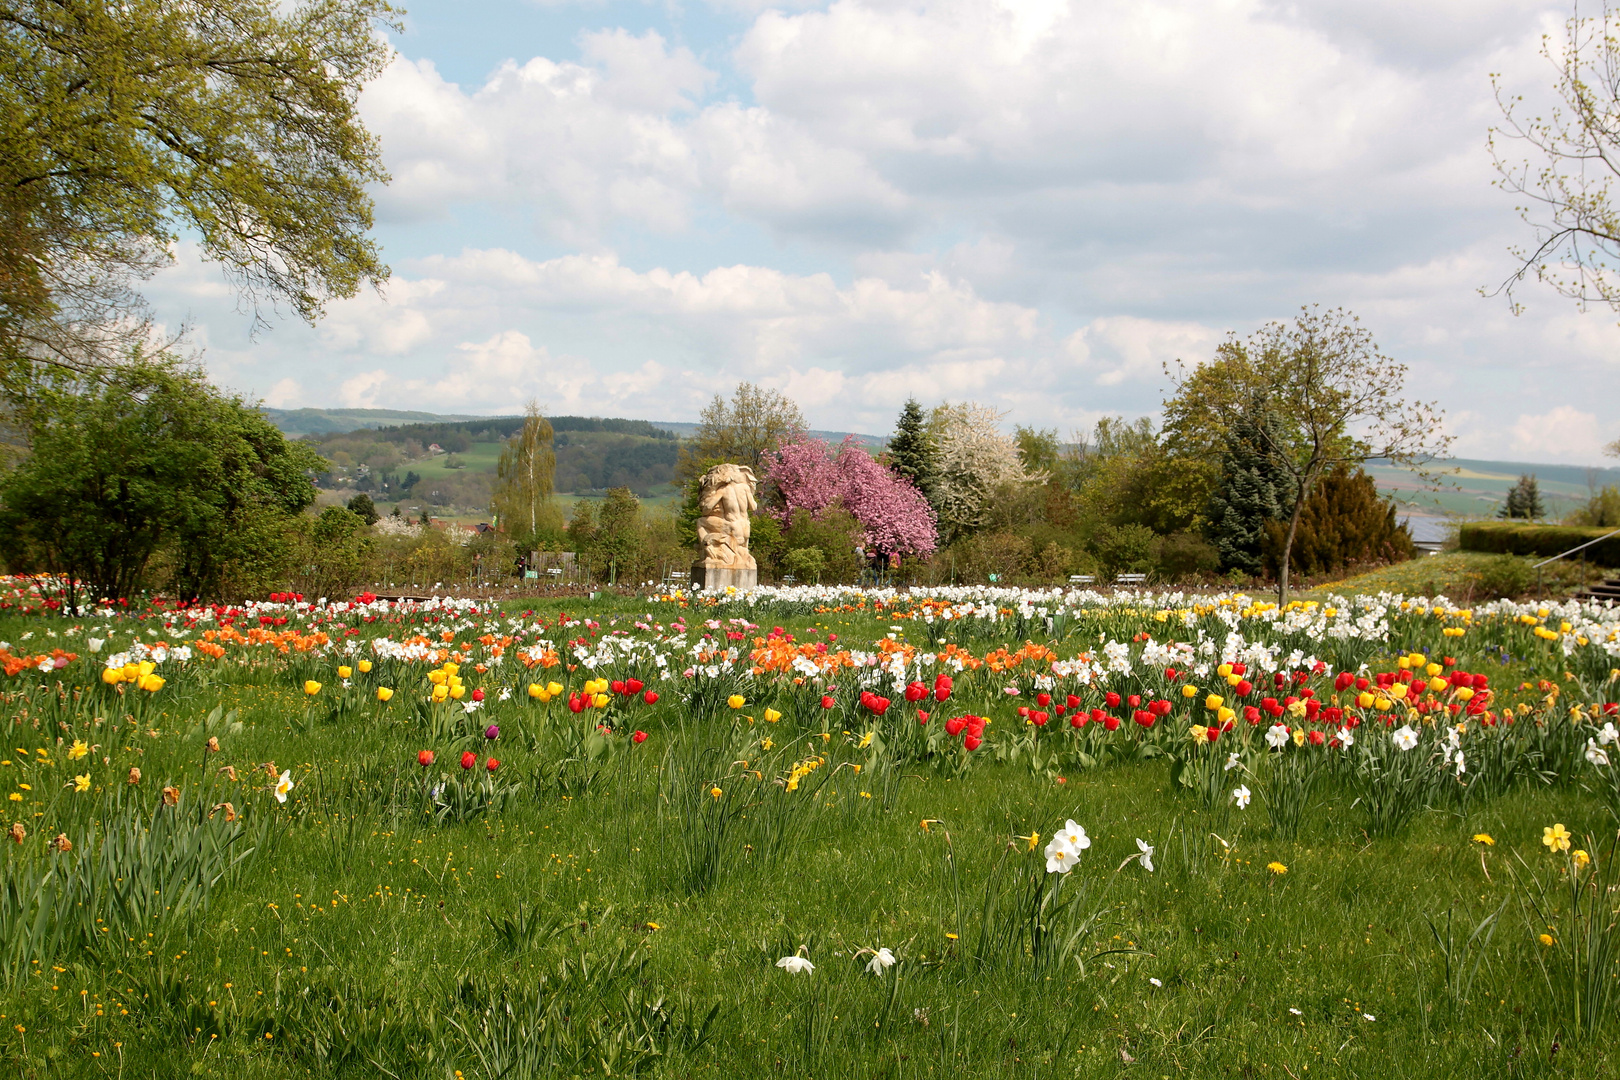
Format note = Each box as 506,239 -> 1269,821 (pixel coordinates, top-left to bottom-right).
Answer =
8,822 -> 25,844
127,767 -> 141,785
161,785 -> 180,807
262,761 -> 278,779
209,802 -> 238,823
218,765 -> 237,782
49,833 -> 71,853
206,736 -> 220,753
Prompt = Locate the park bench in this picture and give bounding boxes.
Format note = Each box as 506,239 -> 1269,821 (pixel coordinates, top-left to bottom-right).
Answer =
1116,573 -> 1148,587
1067,574 -> 1095,585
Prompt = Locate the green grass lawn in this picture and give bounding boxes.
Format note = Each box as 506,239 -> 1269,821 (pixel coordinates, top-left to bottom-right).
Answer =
1302,551 -> 1604,602
3,592 -> 1619,1077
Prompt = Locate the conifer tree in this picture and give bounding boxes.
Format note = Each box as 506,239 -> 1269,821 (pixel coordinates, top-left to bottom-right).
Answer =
888,398 -> 939,510
1207,409 -> 1292,575
1499,474 -> 1546,520
1263,466 -> 1414,576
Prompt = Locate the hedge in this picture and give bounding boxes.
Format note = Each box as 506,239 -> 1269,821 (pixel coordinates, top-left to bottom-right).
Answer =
1457,522 -> 1620,568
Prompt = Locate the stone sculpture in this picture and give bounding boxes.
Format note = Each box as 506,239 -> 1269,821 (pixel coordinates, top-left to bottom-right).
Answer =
691,463 -> 758,591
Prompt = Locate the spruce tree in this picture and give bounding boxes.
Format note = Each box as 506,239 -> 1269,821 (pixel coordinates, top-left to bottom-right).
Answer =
1207,409 -> 1293,575
1499,474 -> 1546,520
888,398 -> 939,508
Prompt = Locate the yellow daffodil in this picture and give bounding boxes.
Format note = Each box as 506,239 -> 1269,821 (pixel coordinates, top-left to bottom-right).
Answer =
1543,823 -> 1572,853
68,740 -> 88,760
72,774 -> 90,793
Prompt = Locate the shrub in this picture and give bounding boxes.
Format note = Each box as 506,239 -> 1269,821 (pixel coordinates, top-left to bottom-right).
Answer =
1262,466 -> 1414,577
1474,555 -> 1534,600
1090,523 -> 1157,579
1458,522 -> 1620,567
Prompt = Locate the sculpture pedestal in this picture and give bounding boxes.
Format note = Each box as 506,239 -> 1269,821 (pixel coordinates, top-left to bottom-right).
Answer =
690,563 -> 758,592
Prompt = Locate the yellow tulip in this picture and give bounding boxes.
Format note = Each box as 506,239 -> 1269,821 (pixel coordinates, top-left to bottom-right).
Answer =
337,666 -> 352,679
101,667 -> 121,685
1182,684 -> 1199,699
304,680 -> 321,696
138,661 -> 156,677
728,694 -> 746,709
1217,663 -> 1233,678
1204,694 -> 1224,712
1426,663 -> 1443,677
376,687 -> 394,703
593,693 -> 609,709
139,674 -> 165,693
1429,677 -> 1447,693
764,708 -> 782,723
1357,691 -> 1374,709
122,662 -> 140,681
449,684 -> 465,700
431,685 -> 448,703
1456,687 -> 1474,702
443,663 -> 460,677
528,683 -> 544,699
358,659 -> 373,674
1217,706 -> 1235,724
546,681 -> 563,697
428,670 -> 447,686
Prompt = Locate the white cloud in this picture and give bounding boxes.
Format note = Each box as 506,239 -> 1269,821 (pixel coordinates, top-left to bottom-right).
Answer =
1062,316 -> 1224,387
1509,406 -> 1608,463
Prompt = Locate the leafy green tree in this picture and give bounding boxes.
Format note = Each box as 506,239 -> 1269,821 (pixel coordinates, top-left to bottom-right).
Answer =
1571,484 -> 1620,527
888,398 -> 939,509
566,499 -> 597,553
0,0 -> 397,391
0,358 -> 323,606
1500,474 -> 1547,520
1207,407 -> 1293,575
293,505 -> 369,599
345,492 -> 378,525
592,487 -> 642,583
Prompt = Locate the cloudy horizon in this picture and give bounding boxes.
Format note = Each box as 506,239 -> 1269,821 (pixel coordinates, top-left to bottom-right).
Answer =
145,0 -> 1620,466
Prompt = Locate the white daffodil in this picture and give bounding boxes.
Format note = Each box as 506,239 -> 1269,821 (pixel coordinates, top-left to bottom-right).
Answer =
1336,727 -> 1354,749
1044,835 -> 1078,874
1136,838 -> 1155,873
498,687 -> 512,702
776,955 -> 814,974
1586,738 -> 1611,767
1599,722 -> 1619,747
1265,723 -> 1290,750
1453,750 -> 1466,776
865,947 -> 896,975
1391,725 -> 1419,752
1056,819 -> 1091,852
274,769 -> 294,803
1224,751 -> 1240,772
1232,785 -> 1252,810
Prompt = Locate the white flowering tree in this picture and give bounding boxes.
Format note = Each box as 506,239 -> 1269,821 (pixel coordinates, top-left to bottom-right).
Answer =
930,402 -> 1044,541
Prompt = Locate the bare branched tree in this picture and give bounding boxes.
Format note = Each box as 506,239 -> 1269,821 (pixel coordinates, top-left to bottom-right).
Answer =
1489,2 -> 1620,313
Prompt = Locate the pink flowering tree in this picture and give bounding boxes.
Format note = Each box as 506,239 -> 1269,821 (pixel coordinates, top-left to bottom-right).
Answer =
763,437 -> 938,556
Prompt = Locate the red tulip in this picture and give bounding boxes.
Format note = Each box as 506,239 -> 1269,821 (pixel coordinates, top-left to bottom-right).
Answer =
568,692 -> 586,714
821,695 -> 836,709
963,733 -> 982,751
1036,692 -> 1051,707
471,688 -> 485,702
1164,667 -> 1179,680
1103,715 -> 1121,731
1133,709 -> 1155,728
1231,662 -> 1246,676
1065,694 -> 1081,709
917,710 -> 930,725
944,716 -> 967,736
643,690 -> 659,705
1152,699 -> 1173,716
485,757 -> 499,772
1308,730 -> 1325,746
627,678 -> 644,694
905,681 -> 927,702
417,750 -> 435,767
1244,705 -> 1261,724
611,680 -> 627,696
1126,694 -> 1140,708
1069,712 -> 1085,728
460,751 -> 476,770
966,716 -> 986,737
1234,680 -> 1252,697
1031,710 -> 1049,726
1105,691 -> 1121,708
1090,708 -> 1106,723
633,730 -> 648,743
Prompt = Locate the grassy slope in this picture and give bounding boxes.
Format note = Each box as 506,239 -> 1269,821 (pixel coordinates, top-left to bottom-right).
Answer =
2,598 -> 1618,1077
1300,551 -> 1605,602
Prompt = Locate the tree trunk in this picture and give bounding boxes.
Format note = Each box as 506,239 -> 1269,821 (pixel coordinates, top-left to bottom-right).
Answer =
1277,482 -> 1306,606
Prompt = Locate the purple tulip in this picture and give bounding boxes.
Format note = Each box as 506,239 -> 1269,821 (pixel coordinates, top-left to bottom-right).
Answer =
484,724 -> 499,741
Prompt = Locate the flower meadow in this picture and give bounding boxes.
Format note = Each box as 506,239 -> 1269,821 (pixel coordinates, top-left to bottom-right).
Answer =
2,575 -> 1620,1077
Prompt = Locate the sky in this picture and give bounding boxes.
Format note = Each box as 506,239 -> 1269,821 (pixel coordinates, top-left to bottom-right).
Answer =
144,0 -> 1620,465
